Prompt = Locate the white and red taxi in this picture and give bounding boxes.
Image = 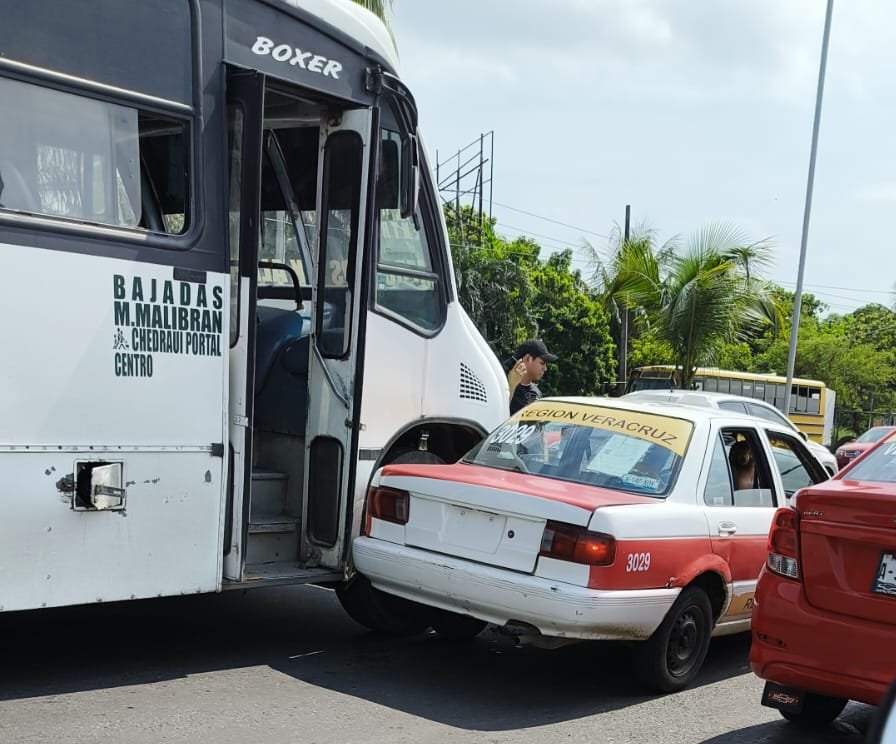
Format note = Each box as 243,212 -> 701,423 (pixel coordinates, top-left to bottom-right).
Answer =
347,397 -> 829,692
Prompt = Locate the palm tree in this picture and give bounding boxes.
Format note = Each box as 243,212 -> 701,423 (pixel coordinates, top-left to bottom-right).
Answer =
593,223 -> 782,391
350,0 -> 392,23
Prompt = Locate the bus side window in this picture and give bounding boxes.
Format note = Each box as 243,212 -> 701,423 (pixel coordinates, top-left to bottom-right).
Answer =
374,125 -> 443,332
0,76 -> 189,235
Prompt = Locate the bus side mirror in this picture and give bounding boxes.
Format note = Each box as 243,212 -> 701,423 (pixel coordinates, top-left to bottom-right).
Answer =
399,133 -> 419,219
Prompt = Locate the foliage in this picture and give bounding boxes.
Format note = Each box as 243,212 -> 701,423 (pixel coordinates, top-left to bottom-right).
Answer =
528,251 -> 615,396
446,205 -> 540,355
591,223 -> 782,390
446,205 -> 615,396
349,0 -> 392,22
445,203 -> 896,427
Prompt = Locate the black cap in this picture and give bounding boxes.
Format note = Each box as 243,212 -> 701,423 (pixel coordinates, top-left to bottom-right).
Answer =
515,339 -> 558,363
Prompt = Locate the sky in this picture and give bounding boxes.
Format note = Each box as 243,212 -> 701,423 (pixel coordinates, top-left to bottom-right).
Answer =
389,0 -> 896,316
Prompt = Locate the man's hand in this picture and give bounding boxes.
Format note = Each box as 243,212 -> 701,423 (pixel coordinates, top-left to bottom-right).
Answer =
507,358 -> 527,392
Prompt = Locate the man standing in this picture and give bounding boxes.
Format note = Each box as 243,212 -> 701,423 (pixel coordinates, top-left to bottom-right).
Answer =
504,339 -> 558,415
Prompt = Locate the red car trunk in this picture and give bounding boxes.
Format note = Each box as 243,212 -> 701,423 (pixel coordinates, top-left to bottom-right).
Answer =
798,481 -> 896,625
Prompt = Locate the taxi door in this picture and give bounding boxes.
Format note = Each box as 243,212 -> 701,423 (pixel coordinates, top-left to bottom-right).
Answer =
700,426 -> 780,623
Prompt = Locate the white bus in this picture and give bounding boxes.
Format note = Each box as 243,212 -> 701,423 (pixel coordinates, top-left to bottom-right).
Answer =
0,0 -> 507,615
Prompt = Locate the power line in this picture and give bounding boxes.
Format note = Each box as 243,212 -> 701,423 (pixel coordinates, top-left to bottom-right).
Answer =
496,222 -> 585,249
493,200 -> 611,240
776,279 -> 895,296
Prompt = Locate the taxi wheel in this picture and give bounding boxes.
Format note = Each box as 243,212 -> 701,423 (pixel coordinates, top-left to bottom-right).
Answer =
633,585 -> 713,693
336,574 -> 430,636
781,693 -> 848,727
430,609 -> 488,640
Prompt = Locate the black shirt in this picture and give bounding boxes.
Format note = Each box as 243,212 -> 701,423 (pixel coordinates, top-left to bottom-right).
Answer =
510,381 -> 542,415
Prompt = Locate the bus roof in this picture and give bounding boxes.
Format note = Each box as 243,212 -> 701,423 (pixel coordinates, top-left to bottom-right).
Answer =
278,0 -> 399,72
634,365 -> 827,388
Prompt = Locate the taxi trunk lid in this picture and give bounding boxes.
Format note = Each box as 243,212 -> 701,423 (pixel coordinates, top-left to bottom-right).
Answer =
798,482 -> 896,624
378,462 -> 654,574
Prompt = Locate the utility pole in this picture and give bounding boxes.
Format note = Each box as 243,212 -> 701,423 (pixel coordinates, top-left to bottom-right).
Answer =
784,0 -> 834,415
619,204 -> 631,394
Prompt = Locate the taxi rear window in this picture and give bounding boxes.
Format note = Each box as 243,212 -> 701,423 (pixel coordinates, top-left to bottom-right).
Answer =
463,401 -> 693,497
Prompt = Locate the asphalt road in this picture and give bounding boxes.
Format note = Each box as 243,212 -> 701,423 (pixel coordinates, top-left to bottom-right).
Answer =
0,586 -> 875,744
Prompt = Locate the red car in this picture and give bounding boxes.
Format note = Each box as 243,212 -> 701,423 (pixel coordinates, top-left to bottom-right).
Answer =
835,426 -> 896,469
750,429 -> 896,727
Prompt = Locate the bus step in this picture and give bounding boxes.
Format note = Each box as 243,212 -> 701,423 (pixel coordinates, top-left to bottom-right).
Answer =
250,469 -> 289,515
246,514 -> 299,565
249,513 -> 299,533
231,563 -> 343,587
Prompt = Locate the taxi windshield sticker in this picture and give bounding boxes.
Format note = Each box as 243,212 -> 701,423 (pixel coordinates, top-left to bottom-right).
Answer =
515,401 -> 693,457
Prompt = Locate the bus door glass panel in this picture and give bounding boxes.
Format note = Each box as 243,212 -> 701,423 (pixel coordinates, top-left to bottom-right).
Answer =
317,131 -> 362,357
305,106 -> 371,560
374,124 -> 443,331
765,432 -> 826,499
228,106 -> 244,346
259,130 -> 314,292
0,76 -> 188,233
702,428 -> 778,622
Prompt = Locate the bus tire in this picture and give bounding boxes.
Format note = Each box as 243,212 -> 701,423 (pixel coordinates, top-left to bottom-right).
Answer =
632,585 -> 713,693
390,449 -> 446,465
336,574 -> 429,636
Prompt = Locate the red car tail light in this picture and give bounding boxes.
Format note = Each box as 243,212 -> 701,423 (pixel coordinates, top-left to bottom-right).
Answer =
767,507 -> 800,580
540,521 -> 616,566
366,486 -> 410,527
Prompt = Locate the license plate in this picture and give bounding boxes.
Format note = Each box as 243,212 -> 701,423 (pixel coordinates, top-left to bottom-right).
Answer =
761,682 -> 805,713
872,552 -> 896,596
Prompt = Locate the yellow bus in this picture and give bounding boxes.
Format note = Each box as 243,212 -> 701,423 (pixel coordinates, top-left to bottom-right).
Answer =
626,366 -> 836,445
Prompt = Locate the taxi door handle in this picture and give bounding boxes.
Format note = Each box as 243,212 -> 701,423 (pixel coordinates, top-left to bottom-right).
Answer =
718,521 -> 737,536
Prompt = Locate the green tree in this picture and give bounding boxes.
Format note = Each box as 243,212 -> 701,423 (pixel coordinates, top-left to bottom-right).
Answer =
446,205 -> 539,354
593,223 -> 781,390
446,205 -> 615,396
529,250 -> 615,396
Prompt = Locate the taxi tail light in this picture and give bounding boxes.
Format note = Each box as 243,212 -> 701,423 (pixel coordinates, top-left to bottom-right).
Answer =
366,486 -> 410,528
767,507 -> 800,580
539,521 -> 615,566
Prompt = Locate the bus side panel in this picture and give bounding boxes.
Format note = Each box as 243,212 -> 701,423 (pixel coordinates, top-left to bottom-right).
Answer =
0,243 -> 229,611
3,452 -> 223,612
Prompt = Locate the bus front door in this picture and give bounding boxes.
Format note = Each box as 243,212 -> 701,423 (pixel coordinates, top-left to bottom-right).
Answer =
303,107 -> 373,570
225,67 -> 371,581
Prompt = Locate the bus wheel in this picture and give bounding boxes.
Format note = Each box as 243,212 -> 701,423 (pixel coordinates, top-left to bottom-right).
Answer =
430,608 -> 487,640
390,449 -> 446,465
781,694 -> 848,727
336,574 -> 430,636
632,585 -> 713,693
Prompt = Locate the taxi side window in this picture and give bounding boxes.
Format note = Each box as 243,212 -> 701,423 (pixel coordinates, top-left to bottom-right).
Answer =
704,429 -> 775,508
765,432 -> 825,499
703,436 -> 734,506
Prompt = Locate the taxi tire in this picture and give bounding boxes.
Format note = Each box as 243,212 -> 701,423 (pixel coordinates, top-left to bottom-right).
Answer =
336,574 -> 430,636
632,585 -> 713,693
780,693 -> 848,727
430,609 -> 488,640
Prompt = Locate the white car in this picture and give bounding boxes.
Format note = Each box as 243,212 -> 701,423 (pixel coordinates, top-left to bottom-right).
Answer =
346,396 -> 829,693
622,389 -> 838,475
